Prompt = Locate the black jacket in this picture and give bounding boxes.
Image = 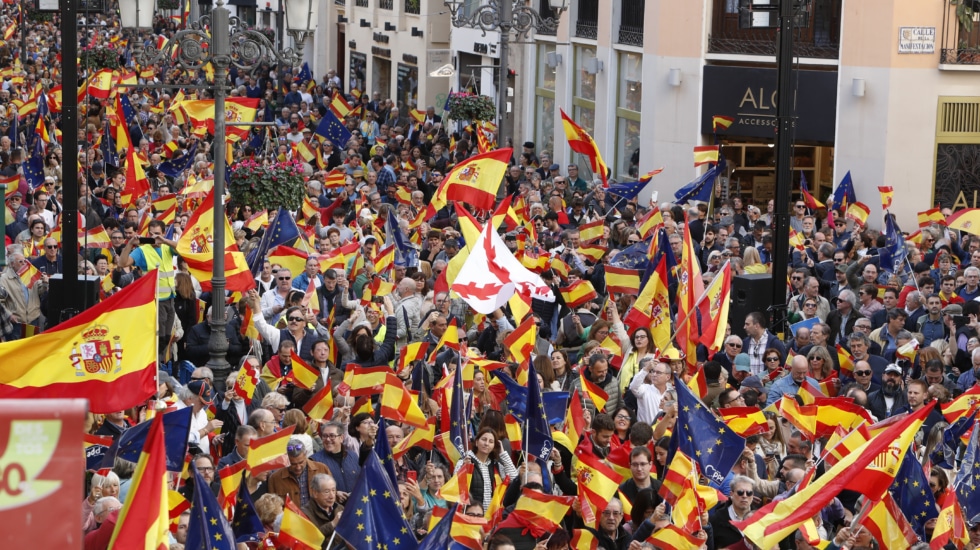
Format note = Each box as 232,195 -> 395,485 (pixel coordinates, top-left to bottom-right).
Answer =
866,388 -> 908,421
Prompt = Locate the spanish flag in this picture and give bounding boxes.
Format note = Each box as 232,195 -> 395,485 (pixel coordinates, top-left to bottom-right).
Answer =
645,524 -> 704,550
509,488 -> 576,538
604,266 -> 641,295
712,115 -> 735,132
719,406 -> 768,436
946,208 -> 980,235
693,145 -> 720,167
87,69 -> 114,100
580,371 -> 609,412
503,316 -> 537,365
836,344 -> 855,378
107,413 -> 170,550
247,425 -> 296,474
0,271 -> 157,413
279,498 -> 325,550
392,417 -> 435,459
121,145 -> 150,207
574,439 -> 625,521
918,207 -> 945,228
438,461 -> 473,505
560,109 -> 609,188
877,186 -> 894,211
637,206 -> 663,239
732,403 -> 931,549
845,201 -> 871,227
560,280 -> 598,308
578,218 -> 604,243
429,147 -> 512,213
289,350 -> 319,390
695,260 -> 732,352
175,189 -> 256,293
932,489 -> 970,550
564,389 -> 588,451
380,372 -> 428,428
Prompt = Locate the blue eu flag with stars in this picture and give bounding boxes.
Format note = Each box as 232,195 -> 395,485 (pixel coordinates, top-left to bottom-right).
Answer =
375,416 -> 400,489
956,418 -> 980,521
334,450 -> 418,550
674,159 -> 724,204
315,109 -> 353,148
668,374 -> 745,486
231,472 -> 264,542
490,369 -> 527,423
158,143 -> 198,178
889,446 -> 937,539
185,462 -> 235,550
247,207 -> 302,275
525,363 -> 554,461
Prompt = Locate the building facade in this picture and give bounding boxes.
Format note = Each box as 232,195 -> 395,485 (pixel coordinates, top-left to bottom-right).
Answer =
319,0 -> 453,117
512,0 -> 980,227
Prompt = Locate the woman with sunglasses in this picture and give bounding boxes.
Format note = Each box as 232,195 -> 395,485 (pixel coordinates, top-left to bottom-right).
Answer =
760,348 -> 785,381
806,346 -> 835,380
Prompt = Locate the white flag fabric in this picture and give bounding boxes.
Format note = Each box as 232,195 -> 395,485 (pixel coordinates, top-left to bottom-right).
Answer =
451,222 -> 555,314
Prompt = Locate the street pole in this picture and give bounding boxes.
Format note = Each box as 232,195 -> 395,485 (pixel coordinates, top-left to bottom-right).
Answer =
205,1 -> 231,384
60,0 -> 82,324
496,0 -> 511,147
769,0 -> 795,335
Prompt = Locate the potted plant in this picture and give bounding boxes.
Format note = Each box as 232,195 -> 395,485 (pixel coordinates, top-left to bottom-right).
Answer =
229,158 -> 306,211
79,46 -> 121,71
445,91 -> 497,122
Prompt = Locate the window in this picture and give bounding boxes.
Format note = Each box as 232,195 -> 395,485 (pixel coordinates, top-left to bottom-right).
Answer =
615,52 -> 642,180
618,0 -> 644,46
534,44 -> 557,156
405,0 -> 420,14
572,45 -> 597,178
707,0 -> 842,58
576,0 -> 599,39
940,1 -> 980,64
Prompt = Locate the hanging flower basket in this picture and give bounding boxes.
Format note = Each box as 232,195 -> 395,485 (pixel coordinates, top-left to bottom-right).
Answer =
229,159 -> 306,211
79,46 -> 120,71
445,92 -> 497,122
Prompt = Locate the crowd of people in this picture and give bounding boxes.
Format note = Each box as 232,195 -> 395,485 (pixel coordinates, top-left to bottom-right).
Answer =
2,2 -> 980,550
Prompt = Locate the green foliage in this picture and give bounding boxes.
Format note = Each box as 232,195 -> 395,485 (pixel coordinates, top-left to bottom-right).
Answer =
445,92 -> 497,122
157,0 -> 181,10
229,159 -> 306,211
951,0 -> 976,31
78,46 -> 120,70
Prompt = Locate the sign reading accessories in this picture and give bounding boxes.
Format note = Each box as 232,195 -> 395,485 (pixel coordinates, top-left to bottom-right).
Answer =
700,65 -> 838,143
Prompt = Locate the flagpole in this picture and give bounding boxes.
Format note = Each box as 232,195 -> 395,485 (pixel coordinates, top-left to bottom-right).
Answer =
324,530 -> 337,550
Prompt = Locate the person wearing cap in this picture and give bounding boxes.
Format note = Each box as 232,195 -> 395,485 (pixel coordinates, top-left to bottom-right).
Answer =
268,435 -> 332,507
731,353 -> 753,387
739,375 -> 767,404
866,363 -> 908,420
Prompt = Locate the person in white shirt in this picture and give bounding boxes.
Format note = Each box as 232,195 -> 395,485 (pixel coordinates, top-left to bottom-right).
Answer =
186,379 -> 223,453
629,356 -> 672,425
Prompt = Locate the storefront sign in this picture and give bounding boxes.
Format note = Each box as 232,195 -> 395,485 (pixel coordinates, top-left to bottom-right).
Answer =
701,65 -> 838,143
898,27 -> 935,54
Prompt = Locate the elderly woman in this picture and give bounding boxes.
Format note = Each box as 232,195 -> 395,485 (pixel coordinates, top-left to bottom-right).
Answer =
82,472 -> 121,532
254,493 -> 285,533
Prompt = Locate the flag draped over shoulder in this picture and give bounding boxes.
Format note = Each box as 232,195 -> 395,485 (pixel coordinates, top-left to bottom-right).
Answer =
0,271 -> 158,413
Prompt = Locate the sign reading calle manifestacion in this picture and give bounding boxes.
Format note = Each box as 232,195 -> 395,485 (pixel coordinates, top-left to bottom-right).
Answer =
898,27 -> 936,54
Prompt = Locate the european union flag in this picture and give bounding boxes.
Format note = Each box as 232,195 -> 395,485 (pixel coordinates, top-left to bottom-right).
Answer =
119,93 -> 139,127
668,374 -> 745,486
878,213 -> 908,276
375,417 -> 400,488
889,447 -> 938,539
387,209 -> 418,268
36,92 -> 49,118
185,462 -> 236,550
609,238 -> 652,271
416,504 -> 455,550
231,471 -> 264,542
830,170 -> 857,212
490,370 -> 527,423
956,419 -> 980,520
674,159 -> 724,204
99,406 -> 192,472
448,361 -> 469,458
931,410 -> 975,469
99,127 -> 120,168
315,109 -> 353,148
247,128 -> 266,151
297,62 -> 314,88
158,143 -> 198,178
334,451 -> 419,550
247,207 -> 302,275
606,178 -> 651,202
525,364 -> 554,461
23,137 -> 45,191
542,391 -> 570,425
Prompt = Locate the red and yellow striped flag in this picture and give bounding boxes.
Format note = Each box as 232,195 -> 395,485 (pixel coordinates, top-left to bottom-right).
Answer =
288,350 -> 319,390
918,207 -> 945,228
559,280 -> 598,308
246,425 -> 296,475
279,498 -> 325,550
877,186 -> 894,211
106,413 -> 170,550
693,145 -> 720,166
846,202 -> 871,227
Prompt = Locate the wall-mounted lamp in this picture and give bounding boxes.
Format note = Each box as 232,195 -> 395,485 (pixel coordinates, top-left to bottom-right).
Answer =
384,22 -> 396,31
545,51 -> 562,68
338,15 -> 348,23
411,26 -> 423,37
668,68 -> 682,87
584,57 -> 603,75
360,19 -> 370,27
852,78 -> 866,97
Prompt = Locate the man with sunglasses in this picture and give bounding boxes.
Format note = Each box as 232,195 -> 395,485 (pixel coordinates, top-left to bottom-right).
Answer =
710,475 -> 758,548
851,360 -> 879,393
268,435 -> 332,508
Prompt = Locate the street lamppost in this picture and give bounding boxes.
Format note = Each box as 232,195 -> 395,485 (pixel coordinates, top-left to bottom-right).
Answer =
117,0 -> 316,383
444,0 -> 568,147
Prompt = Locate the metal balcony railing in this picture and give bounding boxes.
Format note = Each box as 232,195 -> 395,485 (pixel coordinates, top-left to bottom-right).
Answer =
940,0 -> 980,64
706,0 -> 841,59
618,0 -> 644,46
575,0 -> 599,39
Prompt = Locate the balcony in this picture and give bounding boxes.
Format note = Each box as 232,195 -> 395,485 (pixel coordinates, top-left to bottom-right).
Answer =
707,0 -> 841,59
940,0 -> 980,65
575,0 -> 598,39
618,0 -> 644,46
535,0 -> 557,35
355,0 -> 368,6
405,0 -> 420,14
379,0 -> 393,8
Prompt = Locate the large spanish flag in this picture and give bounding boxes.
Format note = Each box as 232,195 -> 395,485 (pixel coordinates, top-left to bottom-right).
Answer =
429,148 -> 512,213
178,97 -> 259,142
0,270 -> 158,413
176,189 -> 256,293
732,403 -> 932,549
107,413 -> 170,550
560,109 -> 609,187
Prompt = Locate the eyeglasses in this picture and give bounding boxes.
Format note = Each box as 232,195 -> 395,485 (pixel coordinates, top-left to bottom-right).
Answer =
854,370 -> 872,376
804,303 -> 816,308
734,490 -> 754,497
809,357 -> 824,361
795,204 -> 805,208
322,433 -> 339,439
614,414 -> 631,420
278,276 -> 291,281
601,510 -> 622,517
791,276 -> 803,281
288,316 -> 305,323
855,325 -> 871,330
197,466 -> 215,472
728,343 -> 742,348
45,245 -> 58,249
765,356 -> 780,362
